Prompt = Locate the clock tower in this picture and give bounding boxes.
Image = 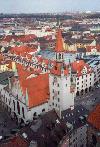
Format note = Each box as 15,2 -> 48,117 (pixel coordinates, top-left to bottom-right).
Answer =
49,29 -> 74,117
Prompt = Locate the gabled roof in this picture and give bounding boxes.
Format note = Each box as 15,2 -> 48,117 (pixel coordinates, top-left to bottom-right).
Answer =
86,45 -> 100,52
16,63 -> 49,108
55,29 -> 64,52
71,60 -> 92,76
10,46 -> 37,56
87,104 -> 100,130
2,34 -> 37,43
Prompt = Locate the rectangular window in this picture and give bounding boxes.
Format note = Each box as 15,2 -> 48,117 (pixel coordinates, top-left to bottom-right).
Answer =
17,101 -> 20,115
22,107 -> 25,118
13,100 -> 15,111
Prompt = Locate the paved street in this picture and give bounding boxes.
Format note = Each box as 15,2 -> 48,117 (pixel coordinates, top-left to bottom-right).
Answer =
0,100 -> 18,139
75,87 -> 100,111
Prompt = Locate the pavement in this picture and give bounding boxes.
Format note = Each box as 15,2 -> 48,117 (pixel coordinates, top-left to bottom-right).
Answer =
0,100 -> 18,139
75,87 -> 100,111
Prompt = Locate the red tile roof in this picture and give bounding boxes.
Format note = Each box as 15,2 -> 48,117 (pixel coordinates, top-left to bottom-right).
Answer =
71,60 -> 92,76
16,63 -> 49,108
17,34 -> 37,43
0,54 -> 4,62
2,34 -> 37,43
51,62 -> 69,76
10,46 -> 36,56
86,45 -> 100,52
55,29 -> 64,52
24,73 -> 49,108
87,104 -> 100,130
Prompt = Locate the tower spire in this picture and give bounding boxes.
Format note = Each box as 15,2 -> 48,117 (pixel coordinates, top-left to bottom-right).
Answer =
55,29 -> 64,62
55,29 -> 64,52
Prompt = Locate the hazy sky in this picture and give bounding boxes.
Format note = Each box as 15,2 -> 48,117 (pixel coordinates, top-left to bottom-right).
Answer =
0,0 -> 100,13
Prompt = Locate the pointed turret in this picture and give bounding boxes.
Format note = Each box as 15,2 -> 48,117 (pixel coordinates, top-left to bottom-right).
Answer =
55,29 -> 64,52
55,29 -> 64,62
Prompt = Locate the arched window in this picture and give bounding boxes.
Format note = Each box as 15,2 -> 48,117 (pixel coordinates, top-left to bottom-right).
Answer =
34,112 -> 37,117
42,109 -> 45,112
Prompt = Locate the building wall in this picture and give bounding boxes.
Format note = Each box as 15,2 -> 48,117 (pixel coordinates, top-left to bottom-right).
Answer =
93,64 -> 100,84
0,84 -> 48,123
74,72 -> 94,96
69,125 -> 87,147
49,73 -> 74,116
87,126 -> 100,147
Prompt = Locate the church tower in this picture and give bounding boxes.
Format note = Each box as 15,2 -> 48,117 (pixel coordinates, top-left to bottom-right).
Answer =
55,29 -> 64,62
49,29 -> 74,117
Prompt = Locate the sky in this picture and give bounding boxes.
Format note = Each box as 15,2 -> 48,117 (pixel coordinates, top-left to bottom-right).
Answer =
0,0 -> 100,13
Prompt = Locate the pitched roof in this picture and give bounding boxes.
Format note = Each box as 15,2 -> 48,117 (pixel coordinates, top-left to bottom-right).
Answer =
2,34 -> 37,43
87,104 -> 100,130
86,45 -> 100,52
24,73 -> 49,108
0,54 -> 4,62
55,29 -> 64,52
16,63 -> 49,108
10,46 -> 37,56
71,60 -> 92,76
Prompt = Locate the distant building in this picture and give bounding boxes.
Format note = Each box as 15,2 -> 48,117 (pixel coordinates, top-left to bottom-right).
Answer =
87,104 -> 100,147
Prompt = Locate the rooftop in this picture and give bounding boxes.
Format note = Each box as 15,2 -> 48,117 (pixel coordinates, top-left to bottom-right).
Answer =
87,104 -> 100,130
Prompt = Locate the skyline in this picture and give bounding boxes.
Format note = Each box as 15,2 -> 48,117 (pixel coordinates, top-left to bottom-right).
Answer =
0,0 -> 100,13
